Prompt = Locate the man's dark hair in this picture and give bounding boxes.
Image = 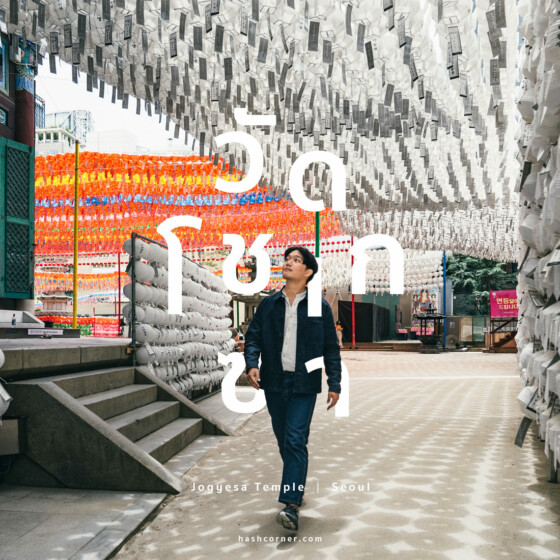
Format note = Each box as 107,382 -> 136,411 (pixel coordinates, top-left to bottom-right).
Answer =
284,246 -> 318,284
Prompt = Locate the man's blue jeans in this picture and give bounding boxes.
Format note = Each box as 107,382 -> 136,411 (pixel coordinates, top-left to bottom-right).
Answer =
264,371 -> 317,507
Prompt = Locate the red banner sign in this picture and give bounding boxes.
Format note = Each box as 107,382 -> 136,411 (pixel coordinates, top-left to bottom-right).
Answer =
490,290 -> 518,318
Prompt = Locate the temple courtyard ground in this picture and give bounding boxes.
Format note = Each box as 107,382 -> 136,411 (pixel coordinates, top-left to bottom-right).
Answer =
111,351 -> 560,560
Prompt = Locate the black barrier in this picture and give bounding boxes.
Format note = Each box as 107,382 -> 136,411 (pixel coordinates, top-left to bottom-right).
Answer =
337,300 -> 390,342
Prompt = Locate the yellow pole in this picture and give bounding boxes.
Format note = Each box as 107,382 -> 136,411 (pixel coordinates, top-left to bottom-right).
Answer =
72,141 -> 80,329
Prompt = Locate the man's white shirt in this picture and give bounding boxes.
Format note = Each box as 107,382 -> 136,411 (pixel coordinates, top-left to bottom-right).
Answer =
281,287 -> 307,372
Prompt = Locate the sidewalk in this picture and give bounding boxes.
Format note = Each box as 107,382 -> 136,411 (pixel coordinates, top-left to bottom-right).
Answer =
113,352 -> 560,560
0,387 -> 254,560
0,486 -> 166,560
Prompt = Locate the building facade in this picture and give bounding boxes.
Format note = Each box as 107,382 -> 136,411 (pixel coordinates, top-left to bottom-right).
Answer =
0,33 -> 36,310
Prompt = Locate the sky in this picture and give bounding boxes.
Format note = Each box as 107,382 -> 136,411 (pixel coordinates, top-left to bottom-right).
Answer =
36,58 -> 190,152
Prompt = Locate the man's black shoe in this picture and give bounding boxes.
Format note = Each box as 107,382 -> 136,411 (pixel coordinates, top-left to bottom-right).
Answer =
276,504 -> 299,531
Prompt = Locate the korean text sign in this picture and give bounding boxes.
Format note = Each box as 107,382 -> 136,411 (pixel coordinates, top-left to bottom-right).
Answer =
490,290 -> 518,318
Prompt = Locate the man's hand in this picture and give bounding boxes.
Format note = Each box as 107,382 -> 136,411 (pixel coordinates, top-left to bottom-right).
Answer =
247,367 -> 261,390
327,392 -> 339,411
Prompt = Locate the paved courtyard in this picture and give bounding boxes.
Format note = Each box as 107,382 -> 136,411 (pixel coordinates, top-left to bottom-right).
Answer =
114,351 -> 560,560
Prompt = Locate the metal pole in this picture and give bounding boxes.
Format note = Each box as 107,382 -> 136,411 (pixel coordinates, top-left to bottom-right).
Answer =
315,211 -> 320,258
443,250 -> 447,350
72,141 -> 79,330
117,251 -> 122,331
351,235 -> 356,349
236,300 -> 240,328
130,232 -> 136,366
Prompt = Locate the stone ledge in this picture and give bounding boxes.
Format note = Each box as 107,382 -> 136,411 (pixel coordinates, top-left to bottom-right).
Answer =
2,344 -> 132,381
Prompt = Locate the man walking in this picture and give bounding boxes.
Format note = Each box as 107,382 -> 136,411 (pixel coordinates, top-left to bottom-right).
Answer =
244,246 -> 342,531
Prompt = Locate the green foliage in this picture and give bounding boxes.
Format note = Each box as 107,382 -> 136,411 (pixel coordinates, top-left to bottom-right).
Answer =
446,254 -> 515,315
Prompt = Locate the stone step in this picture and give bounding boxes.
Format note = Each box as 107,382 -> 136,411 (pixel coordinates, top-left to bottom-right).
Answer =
106,401 -> 181,442
78,384 -> 157,420
136,418 -> 203,464
51,367 -> 136,398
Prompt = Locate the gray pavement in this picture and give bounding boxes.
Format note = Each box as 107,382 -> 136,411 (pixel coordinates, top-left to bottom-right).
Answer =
113,351 -> 560,560
2,352 -> 559,560
0,485 -> 166,560
0,388 -> 251,560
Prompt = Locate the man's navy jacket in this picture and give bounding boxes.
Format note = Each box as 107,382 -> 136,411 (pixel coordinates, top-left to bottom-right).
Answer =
244,287 -> 342,394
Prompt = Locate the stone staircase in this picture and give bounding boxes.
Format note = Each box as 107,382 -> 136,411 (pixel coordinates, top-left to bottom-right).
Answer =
485,330 -> 518,353
6,366 -> 233,493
